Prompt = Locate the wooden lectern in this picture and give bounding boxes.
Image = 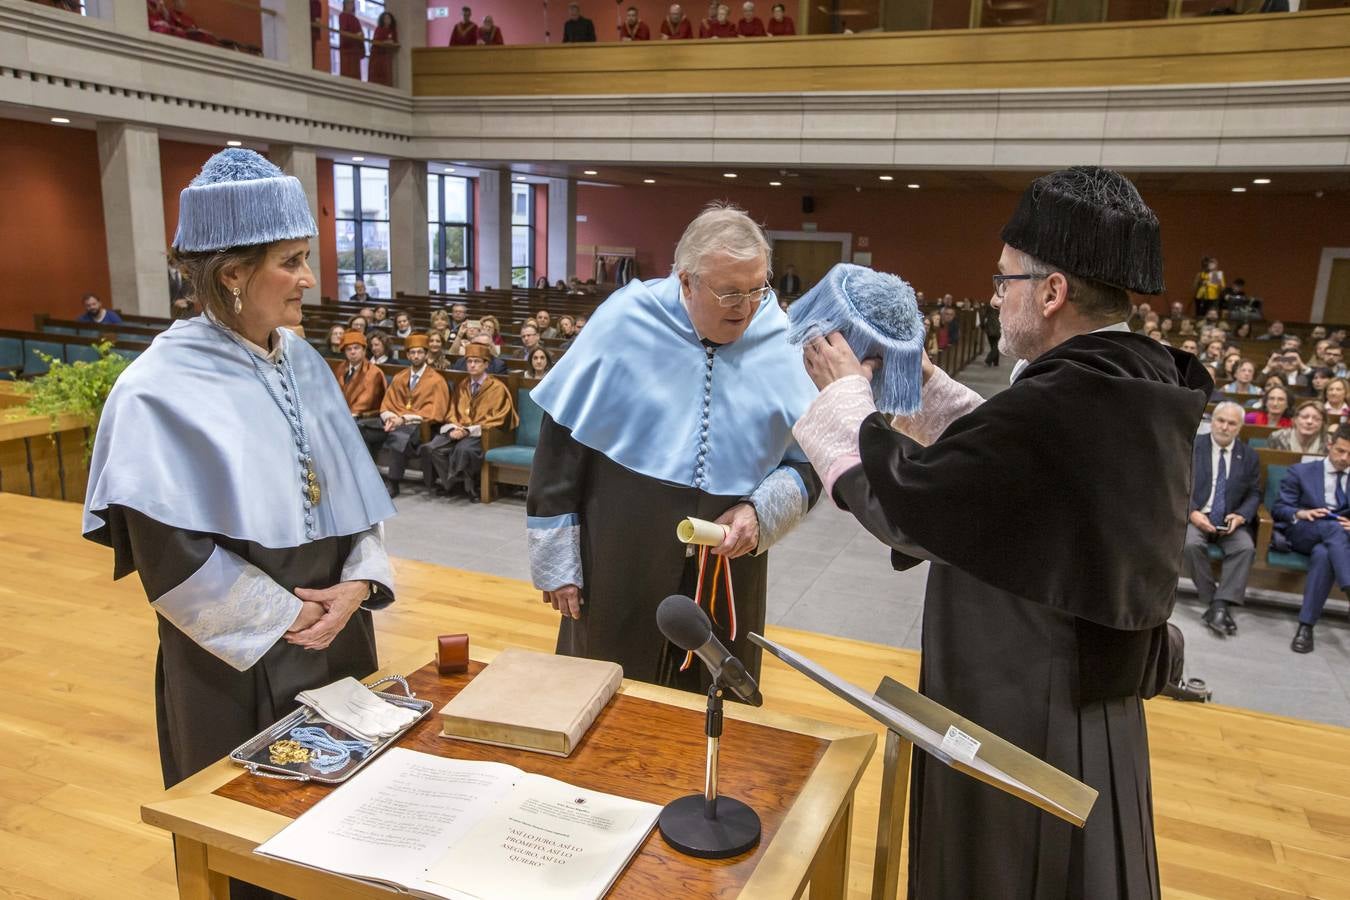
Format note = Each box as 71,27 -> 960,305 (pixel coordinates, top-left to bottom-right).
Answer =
751,634 -> 1099,900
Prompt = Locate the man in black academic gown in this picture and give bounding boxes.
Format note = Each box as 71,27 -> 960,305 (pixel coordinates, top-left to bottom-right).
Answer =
793,167 -> 1212,900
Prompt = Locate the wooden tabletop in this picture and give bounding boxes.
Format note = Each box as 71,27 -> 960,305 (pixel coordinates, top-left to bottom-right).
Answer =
143,650 -> 876,899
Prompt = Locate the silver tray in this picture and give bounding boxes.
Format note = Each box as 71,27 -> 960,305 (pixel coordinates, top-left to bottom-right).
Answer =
228,675 -> 433,784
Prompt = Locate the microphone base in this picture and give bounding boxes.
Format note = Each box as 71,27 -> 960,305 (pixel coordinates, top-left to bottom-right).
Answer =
658,794 -> 761,859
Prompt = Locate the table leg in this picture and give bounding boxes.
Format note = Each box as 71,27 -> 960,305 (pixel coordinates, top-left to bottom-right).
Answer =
871,731 -> 912,900
174,835 -> 230,900
807,796 -> 853,900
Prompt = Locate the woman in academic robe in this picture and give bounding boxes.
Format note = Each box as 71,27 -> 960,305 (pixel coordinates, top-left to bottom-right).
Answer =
367,10 -> 398,86
83,148 -> 397,793
337,0 -> 365,80
766,2 -> 794,34
479,14 -> 504,44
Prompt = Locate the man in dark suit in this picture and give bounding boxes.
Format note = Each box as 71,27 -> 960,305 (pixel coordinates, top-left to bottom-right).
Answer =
1182,402 -> 1260,636
1272,429 -> 1350,653
778,265 -> 802,295
562,3 -> 596,41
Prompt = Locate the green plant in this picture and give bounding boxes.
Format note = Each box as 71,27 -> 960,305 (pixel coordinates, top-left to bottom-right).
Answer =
14,343 -> 130,455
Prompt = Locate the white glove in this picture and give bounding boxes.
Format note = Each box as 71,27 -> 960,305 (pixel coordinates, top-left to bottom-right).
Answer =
297,677 -> 418,742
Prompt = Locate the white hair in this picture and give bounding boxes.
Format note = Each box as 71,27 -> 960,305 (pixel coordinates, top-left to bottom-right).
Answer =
672,202 -> 771,280
1212,401 -> 1244,419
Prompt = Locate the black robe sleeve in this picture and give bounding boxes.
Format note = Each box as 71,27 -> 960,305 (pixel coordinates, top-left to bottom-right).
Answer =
527,413 -> 591,520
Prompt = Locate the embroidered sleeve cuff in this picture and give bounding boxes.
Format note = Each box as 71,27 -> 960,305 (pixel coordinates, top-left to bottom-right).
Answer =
151,545 -> 301,672
889,367 -> 984,447
749,466 -> 809,555
792,375 -> 876,481
527,513 -> 583,591
342,524 -> 395,610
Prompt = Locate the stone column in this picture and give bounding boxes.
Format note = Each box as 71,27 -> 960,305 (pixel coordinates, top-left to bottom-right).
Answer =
546,178 -> 577,284
389,158 -> 429,298
96,122 -> 169,317
105,0 -> 151,34
270,145 -> 325,305
392,0 -> 426,91
476,170 -> 513,291
263,0 -> 313,68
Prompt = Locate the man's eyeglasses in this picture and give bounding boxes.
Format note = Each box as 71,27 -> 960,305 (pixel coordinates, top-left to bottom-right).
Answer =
992,273 -> 1047,299
703,281 -> 773,308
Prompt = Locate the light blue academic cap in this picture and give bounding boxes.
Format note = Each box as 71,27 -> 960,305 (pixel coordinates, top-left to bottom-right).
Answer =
172,148 -> 317,253
786,263 -> 926,415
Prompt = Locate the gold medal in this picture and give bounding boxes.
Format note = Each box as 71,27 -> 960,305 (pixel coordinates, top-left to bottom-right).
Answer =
306,465 -> 321,506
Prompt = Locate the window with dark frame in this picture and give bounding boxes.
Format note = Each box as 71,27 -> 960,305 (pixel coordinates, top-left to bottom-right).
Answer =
334,163 -> 391,302
428,172 -> 473,294
511,182 -> 533,289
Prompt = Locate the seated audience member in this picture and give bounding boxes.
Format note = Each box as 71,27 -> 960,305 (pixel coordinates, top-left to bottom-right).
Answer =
1308,367 -> 1335,400
1258,320 -> 1285,341
1219,347 -> 1243,378
619,6 -> 650,39
524,347 -> 553,381
358,305 -> 376,322
426,331 -> 450,370
1158,317 -> 1174,339
337,331 -> 386,418
1184,402 -> 1260,636
391,311 -> 413,339
450,302 -> 469,327
326,324 -> 346,356
737,1 -> 765,35
1178,338 -> 1198,356
479,14 -> 503,44
371,305 -> 393,329
449,5 -> 478,44
1200,338 -> 1225,367
418,344 -> 518,502
368,11 -> 399,86
661,3 -> 693,38
1324,377 -> 1350,425
779,265 -> 802,294
1272,431 -> 1350,653
78,292 -> 123,324
535,309 -> 558,339
449,319 -> 481,355
170,297 -> 196,320
1245,385 -> 1292,427
698,0 -> 717,36
1324,343 -> 1347,377
573,314 -> 588,333
1146,327 -> 1164,343
1280,334 -> 1303,354
1227,359 -> 1261,396
766,2 -> 794,33
1233,320 -> 1252,339
517,322 -> 542,359
362,335 -> 450,497
451,335 -> 508,374
1267,401 -> 1328,455
367,330 -> 392,365
479,315 -> 504,348
557,315 -> 577,340
430,308 -> 451,337
1311,325 -> 1328,341
347,314 -> 368,334
337,0 -> 365,80
1262,349 -> 1309,391
554,279 -> 569,290
1167,300 -> 1185,321
1176,318 -> 1197,337
563,2 -> 596,41
705,3 -> 738,36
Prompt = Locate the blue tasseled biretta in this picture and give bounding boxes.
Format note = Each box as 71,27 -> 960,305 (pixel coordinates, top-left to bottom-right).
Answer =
172,148 -> 317,253
786,263 -> 925,415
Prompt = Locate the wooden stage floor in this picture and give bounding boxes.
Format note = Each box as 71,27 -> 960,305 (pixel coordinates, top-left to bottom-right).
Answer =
2,494 -> 1348,899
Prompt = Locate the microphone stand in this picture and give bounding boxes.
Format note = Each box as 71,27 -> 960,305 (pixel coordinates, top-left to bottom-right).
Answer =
657,680 -> 761,859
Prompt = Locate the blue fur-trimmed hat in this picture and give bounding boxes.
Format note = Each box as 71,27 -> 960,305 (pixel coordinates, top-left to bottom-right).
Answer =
786,263 -> 926,415
172,148 -> 317,253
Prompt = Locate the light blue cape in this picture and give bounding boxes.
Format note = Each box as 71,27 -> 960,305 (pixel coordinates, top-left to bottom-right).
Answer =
531,274 -> 818,496
83,317 -> 395,549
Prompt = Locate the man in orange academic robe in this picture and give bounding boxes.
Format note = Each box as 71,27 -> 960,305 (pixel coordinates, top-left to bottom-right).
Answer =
419,344 -> 518,502
336,331 -> 387,418
449,5 -> 478,44
363,334 -> 450,497
618,6 -> 650,40
661,3 -> 693,39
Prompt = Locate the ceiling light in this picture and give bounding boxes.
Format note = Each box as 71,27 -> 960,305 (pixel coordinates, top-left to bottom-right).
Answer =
583,170 -> 598,176
351,156 -> 365,162
907,183 -> 920,189
878,175 -> 894,182
444,167 -> 456,173
723,173 -> 737,179
1252,178 -> 1271,185
1231,187 -> 1246,193
226,140 -> 242,147
769,181 -> 782,187
642,178 -> 656,184
50,117 -> 70,124
515,175 -> 527,181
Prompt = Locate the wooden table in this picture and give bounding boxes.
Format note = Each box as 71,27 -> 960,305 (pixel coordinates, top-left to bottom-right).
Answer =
142,651 -> 876,899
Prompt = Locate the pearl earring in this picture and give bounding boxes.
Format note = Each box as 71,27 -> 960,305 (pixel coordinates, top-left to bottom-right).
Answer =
232,286 -> 242,315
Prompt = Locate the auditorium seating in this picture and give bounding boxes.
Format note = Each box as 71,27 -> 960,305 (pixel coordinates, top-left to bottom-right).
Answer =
481,387 -> 544,504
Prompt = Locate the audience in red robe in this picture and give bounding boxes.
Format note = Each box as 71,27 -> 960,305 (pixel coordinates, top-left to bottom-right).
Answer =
618,6 -> 650,40
449,5 -> 478,45
766,2 -> 795,35
479,14 -> 503,44
736,1 -> 765,36
705,3 -> 738,37
661,3 -> 693,38
337,0 -> 365,79
368,11 -> 398,85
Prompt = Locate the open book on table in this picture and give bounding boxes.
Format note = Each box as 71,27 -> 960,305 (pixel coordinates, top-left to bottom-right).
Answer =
256,747 -> 661,900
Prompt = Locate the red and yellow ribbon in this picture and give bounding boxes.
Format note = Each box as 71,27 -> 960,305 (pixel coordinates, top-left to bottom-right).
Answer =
680,545 -> 738,672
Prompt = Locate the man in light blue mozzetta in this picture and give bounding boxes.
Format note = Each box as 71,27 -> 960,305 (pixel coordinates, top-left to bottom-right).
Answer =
526,202 -> 821,690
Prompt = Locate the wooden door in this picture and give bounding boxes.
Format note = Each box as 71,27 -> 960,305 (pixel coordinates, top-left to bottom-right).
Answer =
773,240 -> 843,295
1323,258 -> 1350,328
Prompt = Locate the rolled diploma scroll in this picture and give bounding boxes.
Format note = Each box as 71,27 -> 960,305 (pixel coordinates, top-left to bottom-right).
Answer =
677,517 -> 729,546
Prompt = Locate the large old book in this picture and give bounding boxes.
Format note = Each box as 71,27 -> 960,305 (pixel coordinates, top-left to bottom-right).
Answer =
256,747 -> 660,900
439,648 -> 623,757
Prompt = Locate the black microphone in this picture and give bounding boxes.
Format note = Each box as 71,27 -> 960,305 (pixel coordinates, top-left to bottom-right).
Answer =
657,595 -> 763,706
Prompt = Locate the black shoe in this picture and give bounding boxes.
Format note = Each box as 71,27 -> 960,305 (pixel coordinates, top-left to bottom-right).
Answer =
1160,678 -> 1211,703
384,479 -> 400,499
1201,604 -> 1228,636
1219,607 -> 1237,636
1291,624 -> 1314,654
